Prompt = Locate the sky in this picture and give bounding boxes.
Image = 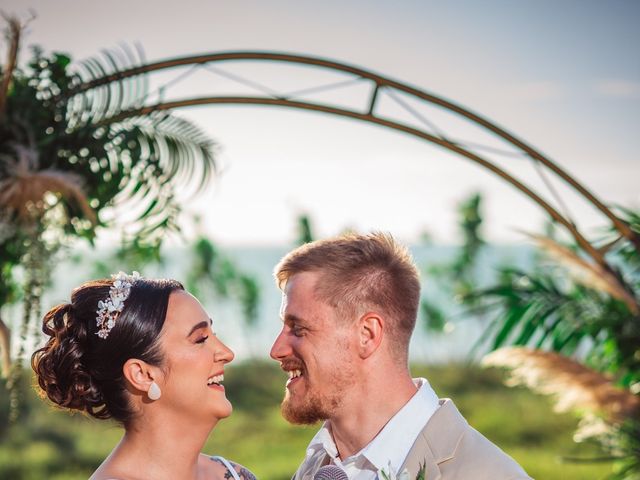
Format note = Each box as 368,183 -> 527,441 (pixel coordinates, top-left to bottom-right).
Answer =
3,0 -> 639,246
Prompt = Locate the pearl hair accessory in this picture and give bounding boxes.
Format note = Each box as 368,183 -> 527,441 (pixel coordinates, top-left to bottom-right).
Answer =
148,382 -> 162,401
95,271 -> 141,339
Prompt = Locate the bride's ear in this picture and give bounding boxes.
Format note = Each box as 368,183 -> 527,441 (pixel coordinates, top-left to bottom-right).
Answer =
123,358 -> 159,393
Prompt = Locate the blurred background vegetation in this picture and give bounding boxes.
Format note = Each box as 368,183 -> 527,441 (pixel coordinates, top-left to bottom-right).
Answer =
1,16 -> 639,480
0,362 -> 617,480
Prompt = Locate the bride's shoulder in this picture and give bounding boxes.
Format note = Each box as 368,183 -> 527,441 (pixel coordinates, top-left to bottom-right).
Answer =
205,454 -> 257,480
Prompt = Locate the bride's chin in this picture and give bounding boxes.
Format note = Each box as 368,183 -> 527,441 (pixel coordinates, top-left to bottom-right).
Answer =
211,400 -> 233,419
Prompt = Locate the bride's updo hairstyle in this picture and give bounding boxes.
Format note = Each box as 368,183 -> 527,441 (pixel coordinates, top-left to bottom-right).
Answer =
32,276 -> 184,425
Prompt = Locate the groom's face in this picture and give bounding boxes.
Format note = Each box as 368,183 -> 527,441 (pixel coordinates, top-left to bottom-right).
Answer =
270,271 -> 356,424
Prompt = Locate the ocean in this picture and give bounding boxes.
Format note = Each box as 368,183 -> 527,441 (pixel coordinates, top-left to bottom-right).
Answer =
5,243 -> 534,364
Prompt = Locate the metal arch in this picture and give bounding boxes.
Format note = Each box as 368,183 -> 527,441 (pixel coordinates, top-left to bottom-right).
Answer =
75,51 -> 640,295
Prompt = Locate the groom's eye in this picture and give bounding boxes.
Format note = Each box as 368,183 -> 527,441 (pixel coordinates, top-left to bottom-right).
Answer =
292,326 -> 306,337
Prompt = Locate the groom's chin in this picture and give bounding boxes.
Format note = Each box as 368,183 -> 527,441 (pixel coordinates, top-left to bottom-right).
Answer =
280,397 -> 323,425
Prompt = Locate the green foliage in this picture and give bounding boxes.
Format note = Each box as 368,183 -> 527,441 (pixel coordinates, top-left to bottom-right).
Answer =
0,364 -> 616,479
610,421 -> 640,480
296,214 -> 315,245
422,193 -> 640,478
471,218 -> 640,388
186,236 -> 260,328
427,193 -> 640,388
608,207 -> 640,273
88,238 -> 164,278
0,43 -> 217,388
2,46 -> 216,244
223,360 -> 288,411
452,193 -> 485,276
0,236 -> 22,306
420,192 -> 487,332
421,299 -> 446,332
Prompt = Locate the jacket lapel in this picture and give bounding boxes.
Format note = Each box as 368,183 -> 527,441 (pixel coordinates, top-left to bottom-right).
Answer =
399,431 -> 441,480
399,399 -> 466,479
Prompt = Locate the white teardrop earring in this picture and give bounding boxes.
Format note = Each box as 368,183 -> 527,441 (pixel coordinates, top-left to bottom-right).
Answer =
148,381 -> 161,401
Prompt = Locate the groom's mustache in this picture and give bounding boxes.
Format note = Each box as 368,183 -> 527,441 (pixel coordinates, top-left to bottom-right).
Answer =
280,359 -> 305,372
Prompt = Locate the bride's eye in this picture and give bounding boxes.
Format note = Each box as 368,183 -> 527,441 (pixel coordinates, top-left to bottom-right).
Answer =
195,335 -> 209,344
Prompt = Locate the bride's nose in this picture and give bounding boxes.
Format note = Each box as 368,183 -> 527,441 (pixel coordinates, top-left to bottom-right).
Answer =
213,337 -> 234,364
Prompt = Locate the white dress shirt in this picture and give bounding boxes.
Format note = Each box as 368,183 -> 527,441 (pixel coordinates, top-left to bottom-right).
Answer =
304,378 -> 440,479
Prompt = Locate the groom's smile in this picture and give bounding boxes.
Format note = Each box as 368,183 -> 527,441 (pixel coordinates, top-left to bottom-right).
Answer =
280,359 -> 306,390
286,368 -> 302,387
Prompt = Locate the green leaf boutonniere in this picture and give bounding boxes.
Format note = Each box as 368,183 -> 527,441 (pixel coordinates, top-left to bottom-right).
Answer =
378,462 -> 426,480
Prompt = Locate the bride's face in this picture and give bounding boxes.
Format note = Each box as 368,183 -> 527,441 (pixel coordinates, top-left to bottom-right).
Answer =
155,290 -> 234,422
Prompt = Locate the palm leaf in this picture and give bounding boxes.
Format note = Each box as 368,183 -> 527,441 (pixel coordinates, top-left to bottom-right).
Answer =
4,46 -> 221,241
527,233 -> 638,314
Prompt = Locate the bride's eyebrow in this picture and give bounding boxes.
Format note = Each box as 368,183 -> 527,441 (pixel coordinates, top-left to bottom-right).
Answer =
187,318 -> 212,337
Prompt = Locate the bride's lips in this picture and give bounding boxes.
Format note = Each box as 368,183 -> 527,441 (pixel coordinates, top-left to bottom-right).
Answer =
207,371 -> 225,391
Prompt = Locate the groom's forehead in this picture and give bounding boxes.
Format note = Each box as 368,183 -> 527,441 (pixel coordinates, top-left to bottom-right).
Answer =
279,292 -> 288,318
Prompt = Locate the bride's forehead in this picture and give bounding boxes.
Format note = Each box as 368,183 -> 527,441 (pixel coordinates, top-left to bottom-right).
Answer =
168,289 -> 200,308
165,291 -> 208,324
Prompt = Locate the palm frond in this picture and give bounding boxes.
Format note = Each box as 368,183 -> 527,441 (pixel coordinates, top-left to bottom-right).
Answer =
527,233 -> 638,313
609,206 -> 640,273
1,46 -> 218,241
471,268 -> 570,351
69,46 -> 148,124
63,49 -> 216,238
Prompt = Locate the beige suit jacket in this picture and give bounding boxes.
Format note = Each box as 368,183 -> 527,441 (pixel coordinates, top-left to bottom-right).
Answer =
293,399 -> 531,480
399,399 -> 531,479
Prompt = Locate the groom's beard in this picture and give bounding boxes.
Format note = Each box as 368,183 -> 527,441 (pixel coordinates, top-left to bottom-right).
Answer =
281,365 -> 354,425
281,386 -> 340,425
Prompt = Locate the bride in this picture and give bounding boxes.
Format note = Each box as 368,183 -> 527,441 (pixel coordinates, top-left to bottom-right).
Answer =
32,272 -> 256,480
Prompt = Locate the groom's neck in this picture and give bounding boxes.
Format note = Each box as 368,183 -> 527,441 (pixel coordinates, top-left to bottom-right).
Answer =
328,367 -> 417,459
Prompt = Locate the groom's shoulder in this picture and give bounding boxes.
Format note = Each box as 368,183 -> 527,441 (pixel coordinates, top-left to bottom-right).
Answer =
416,399 -> 532,479
451,424 -> 531,478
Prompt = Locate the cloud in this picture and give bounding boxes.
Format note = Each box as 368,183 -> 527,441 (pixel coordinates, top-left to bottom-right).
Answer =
594,80 -> 640,99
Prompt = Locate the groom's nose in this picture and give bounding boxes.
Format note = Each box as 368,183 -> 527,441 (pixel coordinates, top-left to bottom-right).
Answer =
270,327 -> 291,361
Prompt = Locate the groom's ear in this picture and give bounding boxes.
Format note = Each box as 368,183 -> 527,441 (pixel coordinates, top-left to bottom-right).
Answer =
356,312 -> 384,359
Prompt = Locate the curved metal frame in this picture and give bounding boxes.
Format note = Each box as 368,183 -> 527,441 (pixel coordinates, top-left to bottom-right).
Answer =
74,51 -> 639,309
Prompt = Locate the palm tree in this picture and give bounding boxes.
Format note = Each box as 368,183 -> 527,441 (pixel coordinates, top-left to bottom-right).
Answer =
420,191 -> 639,477
0,16 -> 217,380
470,211 -> 640,478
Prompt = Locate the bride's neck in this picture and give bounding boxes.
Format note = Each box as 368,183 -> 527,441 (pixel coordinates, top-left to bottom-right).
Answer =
110,413 -> 217,479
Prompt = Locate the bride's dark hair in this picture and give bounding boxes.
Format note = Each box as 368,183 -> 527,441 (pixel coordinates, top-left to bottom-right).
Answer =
32,277 -> 184,425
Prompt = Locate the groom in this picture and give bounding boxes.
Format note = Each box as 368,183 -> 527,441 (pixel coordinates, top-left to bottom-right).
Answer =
270,232 -> 531,480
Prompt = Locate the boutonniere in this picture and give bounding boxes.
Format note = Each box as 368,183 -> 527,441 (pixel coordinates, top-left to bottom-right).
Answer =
378,462 -> 426,480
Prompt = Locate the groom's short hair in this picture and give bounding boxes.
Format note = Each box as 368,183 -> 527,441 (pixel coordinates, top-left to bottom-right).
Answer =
274,232 -> 421,358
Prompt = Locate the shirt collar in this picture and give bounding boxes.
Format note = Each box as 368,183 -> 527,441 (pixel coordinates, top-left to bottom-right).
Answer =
307,421 -> 338,460
305,378 -> 440,473
360,377 -> 440,472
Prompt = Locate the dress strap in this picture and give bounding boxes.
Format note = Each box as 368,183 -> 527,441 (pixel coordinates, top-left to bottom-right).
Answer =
211,455 -> 241,480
